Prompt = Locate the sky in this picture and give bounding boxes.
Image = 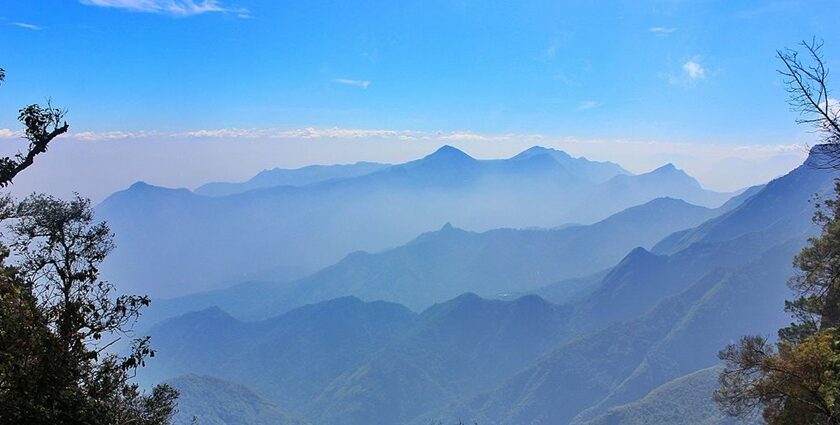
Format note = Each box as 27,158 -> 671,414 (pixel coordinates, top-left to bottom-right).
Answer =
0,0 -> 838,200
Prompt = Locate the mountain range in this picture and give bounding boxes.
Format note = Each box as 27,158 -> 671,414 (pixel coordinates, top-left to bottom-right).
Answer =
143,195 -> 734,324
98,146 -> 733,298
136,148 -> 836,425
194,162 -> 390,197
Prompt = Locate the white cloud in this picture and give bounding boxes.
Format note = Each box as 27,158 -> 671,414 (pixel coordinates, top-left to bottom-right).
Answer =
682,58 -> 706,80
828,98 -> 839,115
63,127 -> 548,143
79,0 -> 248,17
577,100 -> 599,110
649,27 -> 675,35
73,130 -> 163,141
12,22 -> 43,30
0,128 -> 21,139
334,78 -> 371,89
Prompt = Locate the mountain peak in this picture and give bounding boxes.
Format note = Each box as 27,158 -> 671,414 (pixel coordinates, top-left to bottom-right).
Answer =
515,146 -> 572,159
652,163 -> 679,173
128,181 -> 153,190
124,181 -> 192,195
519,145 -> 572,158
624,246 -> 658,263
642,163 -> 699,185
424,145 -> 474,162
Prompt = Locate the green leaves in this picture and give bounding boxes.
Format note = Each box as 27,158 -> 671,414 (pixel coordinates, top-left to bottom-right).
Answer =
0,195 -> 176,424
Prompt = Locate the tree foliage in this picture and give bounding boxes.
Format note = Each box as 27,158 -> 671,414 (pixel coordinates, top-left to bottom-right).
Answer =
715,40 -> 840,425
0,195 -> 178,424
0,67 -> 69,187
0,65 -> 177,424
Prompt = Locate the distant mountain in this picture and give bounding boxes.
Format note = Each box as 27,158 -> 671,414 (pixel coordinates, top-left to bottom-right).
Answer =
145,196 -> 721,323
429,239 -> 799,425
580,367 -> 752,425
512,146 -> 631,184
194,162 -> 389,197
149,232 -> 794,425
252,196 -> 721,315
310,294 -> 569,425
652,158 -> 829,255
168,375 -> 309,425
144,294 -> 570,425
98,145 -> 731,298
566,160 -> 834,334
564,163 -> 733,223
570,241 -> 801,423
141,297 -> 417,409
140,150 -> 833,425
427,151 -> 837,425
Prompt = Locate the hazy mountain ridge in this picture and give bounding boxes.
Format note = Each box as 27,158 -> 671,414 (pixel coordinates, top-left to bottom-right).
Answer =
194,162 -> 390,197
143,297 -> 416,409
146,151 -> 834,425
144,195 -> 723,324
253,196 -> 721,314
310,294 -> 571,425
579,367 -> 752,425
167,374 -> 310,425
143,294 -> 570,423
98,145 -> 731,298
427,154 -> 833,425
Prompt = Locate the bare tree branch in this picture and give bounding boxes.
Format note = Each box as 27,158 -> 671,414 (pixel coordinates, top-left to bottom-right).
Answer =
778,38 -> 840,168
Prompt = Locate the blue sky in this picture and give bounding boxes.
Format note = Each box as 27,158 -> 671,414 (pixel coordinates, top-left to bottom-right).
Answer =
0,0 -> 838,198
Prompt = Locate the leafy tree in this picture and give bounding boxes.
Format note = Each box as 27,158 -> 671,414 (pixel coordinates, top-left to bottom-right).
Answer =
0,67 -> 69,187
715,40 -> 840,425
0,196 -> 179,425
0,68 -> 177,424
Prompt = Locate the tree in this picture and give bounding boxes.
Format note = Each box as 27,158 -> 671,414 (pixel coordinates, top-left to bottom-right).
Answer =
778,38 -> 840,167
715,40 -> 840,425
0,194 -> 179,424
0,67 -> 69,187
0,68 -> 177,424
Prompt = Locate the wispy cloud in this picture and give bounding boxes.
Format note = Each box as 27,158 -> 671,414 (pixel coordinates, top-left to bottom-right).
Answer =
577,100 -> 599,110
334,78 -> 371,89
79,0 -> 248,18
58,127 -> 543,143
11,22 -> 43,30
682,58 -> 706,80
0,129 -> 21,139
649,27 -> 675,35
